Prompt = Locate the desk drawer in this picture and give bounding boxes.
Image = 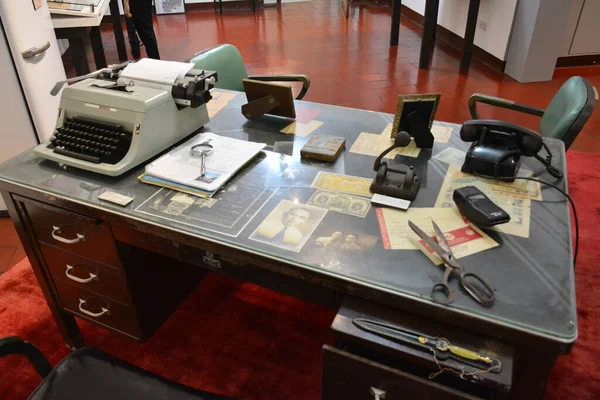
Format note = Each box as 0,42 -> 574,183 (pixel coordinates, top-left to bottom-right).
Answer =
322,345 -> 481,400
41,243 -> 131,305
54,278 -> 141,340
24,201 -> 120,267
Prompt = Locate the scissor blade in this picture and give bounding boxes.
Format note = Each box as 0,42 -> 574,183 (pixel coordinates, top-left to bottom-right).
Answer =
408,221 -> 448,257
432,222 -> 452,254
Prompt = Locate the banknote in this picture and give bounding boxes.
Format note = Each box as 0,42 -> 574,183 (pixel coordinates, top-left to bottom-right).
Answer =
311,171 -> 373,197
308,189 -> 371,217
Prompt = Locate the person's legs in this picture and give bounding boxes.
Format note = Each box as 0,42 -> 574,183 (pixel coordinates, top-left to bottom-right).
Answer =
129,0 -> 160,59
125,17 -> 141,59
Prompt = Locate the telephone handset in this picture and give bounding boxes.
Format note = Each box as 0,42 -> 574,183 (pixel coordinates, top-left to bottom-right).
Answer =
460,120 -> 563,181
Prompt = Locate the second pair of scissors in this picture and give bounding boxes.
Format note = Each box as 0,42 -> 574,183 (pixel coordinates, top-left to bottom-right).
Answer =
408,220 -> 495,307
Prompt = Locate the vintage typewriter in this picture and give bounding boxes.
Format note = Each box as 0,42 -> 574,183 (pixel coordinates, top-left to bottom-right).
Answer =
34,60 -> 217,176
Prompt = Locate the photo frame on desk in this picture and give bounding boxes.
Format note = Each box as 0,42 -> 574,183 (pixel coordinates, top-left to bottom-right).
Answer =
155,0 -> 185,14
242,79 -> 296,120
391,93 -> 441,148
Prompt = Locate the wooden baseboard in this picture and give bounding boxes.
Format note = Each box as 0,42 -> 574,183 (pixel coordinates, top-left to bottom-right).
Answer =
556,54 -> 600,68
186,1 -> 259,11
398,4 -> 505,72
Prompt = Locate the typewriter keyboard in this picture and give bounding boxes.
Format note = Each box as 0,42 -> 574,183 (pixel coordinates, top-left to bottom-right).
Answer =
49,117 -> 133,164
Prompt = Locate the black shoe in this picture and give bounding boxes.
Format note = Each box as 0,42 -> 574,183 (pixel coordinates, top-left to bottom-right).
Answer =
131,43 -> 141,59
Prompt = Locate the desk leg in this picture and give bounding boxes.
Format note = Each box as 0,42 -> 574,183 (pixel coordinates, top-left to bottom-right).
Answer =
89,27 -> 107,70
389,0 -> 401,46
109,0 -> 128,62
461,0 -> 481,69
419,0 -> 440,69
69,32 -> 90,76
1,192 -> 84,350
512,349 -> 557,399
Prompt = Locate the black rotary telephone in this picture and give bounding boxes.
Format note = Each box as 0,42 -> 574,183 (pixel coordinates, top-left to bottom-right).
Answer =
460,120 -> 563,181
369,131 -> 420,200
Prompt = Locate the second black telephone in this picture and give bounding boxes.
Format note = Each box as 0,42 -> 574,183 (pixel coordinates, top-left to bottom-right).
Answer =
460,119 -> 563,181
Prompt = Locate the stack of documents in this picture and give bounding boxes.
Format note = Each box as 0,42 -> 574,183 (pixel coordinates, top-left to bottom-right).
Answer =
140,132 -> 266,198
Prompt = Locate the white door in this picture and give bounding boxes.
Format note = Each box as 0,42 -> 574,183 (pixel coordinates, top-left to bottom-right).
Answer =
0,0 -> 66,142
0,25 -> 39,212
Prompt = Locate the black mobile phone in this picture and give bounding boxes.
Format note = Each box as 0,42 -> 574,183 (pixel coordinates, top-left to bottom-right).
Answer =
453,186 -> 510,227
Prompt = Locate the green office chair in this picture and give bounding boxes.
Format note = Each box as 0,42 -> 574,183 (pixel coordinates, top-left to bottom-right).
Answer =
468,76 -> 598,150
187,44 -> 311,100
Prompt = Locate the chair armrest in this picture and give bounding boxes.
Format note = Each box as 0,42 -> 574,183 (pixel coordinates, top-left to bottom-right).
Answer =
248,74 -> 311,100
0,337 -> 53,378
469,94 -> 545,119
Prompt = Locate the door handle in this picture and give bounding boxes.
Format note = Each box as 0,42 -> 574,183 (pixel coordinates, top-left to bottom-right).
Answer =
22,42 -> 51,59
370,387 -> 386,400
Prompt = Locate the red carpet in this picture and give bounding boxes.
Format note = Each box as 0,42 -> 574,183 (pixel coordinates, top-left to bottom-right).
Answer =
1,151 -> 599,399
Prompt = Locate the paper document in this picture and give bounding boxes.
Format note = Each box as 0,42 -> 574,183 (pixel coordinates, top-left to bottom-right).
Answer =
145,132 -> 266,193
118,59 -> 194,91
433,147 -> 467,168
350,123 -> 421,158
375,207 -> 498,263
435,166 -> 532,238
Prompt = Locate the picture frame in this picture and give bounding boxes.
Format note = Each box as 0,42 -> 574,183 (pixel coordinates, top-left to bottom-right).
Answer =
155,0 -> 185,15
32,0 -> 43,10
391,93 -> 441,139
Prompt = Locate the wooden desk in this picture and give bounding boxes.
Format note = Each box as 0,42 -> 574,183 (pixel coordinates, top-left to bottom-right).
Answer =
52,0 -> 127,75
390,0 -> 481,69
0,90 -> 575,399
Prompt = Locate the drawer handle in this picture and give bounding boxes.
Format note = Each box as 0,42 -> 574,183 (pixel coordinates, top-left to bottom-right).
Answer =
65,264 -> 97,284
370,387 -> 386,400
78,299 -> 109,318
52,226 -> 86,244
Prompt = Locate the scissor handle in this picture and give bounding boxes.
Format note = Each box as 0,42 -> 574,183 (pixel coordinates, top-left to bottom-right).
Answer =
431,283 -> 454,304
460,272 -> 495,306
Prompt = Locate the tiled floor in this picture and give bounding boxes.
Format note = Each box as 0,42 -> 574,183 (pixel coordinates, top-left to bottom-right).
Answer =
2,0 -> 600,273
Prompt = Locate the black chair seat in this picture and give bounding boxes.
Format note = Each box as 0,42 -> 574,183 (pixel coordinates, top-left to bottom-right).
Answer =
29,347 -> 235,400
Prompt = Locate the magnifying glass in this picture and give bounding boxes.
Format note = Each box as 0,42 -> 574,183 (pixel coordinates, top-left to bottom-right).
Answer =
190,142 -> 214,178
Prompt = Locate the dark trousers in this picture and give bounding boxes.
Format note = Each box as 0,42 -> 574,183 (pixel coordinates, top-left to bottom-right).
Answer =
125,17 -> 140,47
129,0 -> 160,59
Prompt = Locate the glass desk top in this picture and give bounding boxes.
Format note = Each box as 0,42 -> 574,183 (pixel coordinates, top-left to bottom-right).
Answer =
0,90 -> 576,342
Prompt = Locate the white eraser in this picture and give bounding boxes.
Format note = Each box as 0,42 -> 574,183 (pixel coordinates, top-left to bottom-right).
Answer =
99,191 -> 134,206
371,194 -> 411,210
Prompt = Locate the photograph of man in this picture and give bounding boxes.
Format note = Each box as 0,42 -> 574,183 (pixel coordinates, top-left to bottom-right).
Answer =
249,200 -> 327,252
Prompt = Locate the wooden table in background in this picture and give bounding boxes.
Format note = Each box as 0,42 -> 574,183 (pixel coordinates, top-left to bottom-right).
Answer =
390,0 -> 481,70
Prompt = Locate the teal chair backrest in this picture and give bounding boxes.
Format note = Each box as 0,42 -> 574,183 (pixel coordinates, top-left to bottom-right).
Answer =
189,44 -> 249,92
540,76 -> 598,149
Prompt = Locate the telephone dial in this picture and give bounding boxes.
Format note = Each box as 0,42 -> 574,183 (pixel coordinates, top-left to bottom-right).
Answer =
460,120 -> 563,181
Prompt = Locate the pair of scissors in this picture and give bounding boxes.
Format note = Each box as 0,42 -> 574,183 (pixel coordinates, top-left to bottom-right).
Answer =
408,220 -> 495,307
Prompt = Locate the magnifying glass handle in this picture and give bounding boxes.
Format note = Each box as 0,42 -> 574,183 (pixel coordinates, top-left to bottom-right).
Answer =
200,154 -> 206,177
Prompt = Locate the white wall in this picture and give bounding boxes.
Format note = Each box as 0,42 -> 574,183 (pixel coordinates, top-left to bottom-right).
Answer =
402,0 -> 518,61
561,0 -> 600,56
561,0 -> 584,56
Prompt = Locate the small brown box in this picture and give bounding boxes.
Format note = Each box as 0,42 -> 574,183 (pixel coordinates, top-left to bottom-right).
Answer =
300,134 -> 346,162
